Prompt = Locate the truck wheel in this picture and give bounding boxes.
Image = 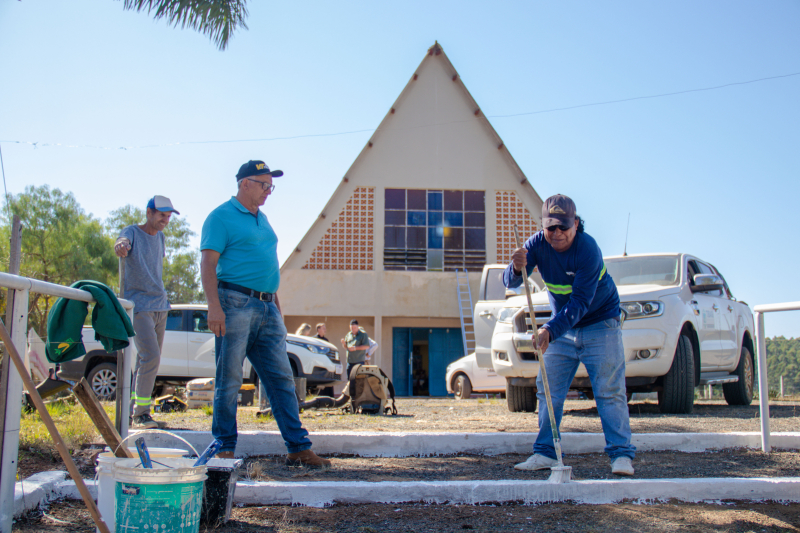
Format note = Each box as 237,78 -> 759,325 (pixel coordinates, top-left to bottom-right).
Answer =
454,375 -> 472,400
507,382 -> 538,412
658,334 -> 695,414
87,362 -> 117,401
723,346 -> 755,406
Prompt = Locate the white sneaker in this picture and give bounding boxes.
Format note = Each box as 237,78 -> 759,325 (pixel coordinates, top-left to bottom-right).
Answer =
514,454 -> 558,471
611,456 -> 634,476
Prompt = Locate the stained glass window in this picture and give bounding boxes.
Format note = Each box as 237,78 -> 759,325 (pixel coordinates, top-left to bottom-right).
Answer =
384,188 -> 486,271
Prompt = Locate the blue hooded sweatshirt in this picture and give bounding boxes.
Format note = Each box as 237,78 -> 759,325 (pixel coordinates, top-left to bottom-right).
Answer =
503,231 -> 620,341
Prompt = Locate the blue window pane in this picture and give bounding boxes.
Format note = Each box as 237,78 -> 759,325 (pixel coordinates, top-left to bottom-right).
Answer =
427,191 -> 442,211
428,211 -> 442,227
427,227 -> 443,249
444,212 -> 463,227
407,211 -> 426,226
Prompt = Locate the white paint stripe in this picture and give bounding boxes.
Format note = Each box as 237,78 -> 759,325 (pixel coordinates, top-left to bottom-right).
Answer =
139,431 -> 800,458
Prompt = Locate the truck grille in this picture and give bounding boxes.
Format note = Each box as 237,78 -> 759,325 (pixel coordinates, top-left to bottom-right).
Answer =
524,311 -> 552,332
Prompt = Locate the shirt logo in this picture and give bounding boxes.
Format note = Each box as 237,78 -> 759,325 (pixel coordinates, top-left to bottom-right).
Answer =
565,271 -> 575,276
549,205 -> 567,214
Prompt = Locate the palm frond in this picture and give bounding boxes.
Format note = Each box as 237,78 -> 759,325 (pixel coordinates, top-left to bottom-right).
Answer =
121,0 -> 249,51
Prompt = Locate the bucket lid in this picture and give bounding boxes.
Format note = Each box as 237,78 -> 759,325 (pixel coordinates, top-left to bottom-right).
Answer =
112,457 -> 207,484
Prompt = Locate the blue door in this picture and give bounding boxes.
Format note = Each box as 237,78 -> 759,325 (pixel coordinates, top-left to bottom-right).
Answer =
393,327 -> 463,397
392,328 -> 411,397
429,328 -> 465,396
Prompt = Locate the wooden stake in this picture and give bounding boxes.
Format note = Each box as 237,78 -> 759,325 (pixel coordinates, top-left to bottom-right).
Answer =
72,378 -> 133,459
0,319 -> 111,533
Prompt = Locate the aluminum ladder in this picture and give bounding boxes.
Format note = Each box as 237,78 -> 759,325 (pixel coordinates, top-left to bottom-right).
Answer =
455,268 -> 476,357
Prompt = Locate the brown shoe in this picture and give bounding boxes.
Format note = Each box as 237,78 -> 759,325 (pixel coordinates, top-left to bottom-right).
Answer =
217,451 -> 235,459
286,449 -> 331,468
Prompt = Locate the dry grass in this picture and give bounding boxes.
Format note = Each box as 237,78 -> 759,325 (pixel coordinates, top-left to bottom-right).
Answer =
18,401 -> 111,456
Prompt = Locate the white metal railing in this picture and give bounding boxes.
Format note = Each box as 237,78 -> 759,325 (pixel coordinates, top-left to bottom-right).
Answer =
0,272 -> 134,532
752,301 -> 800,454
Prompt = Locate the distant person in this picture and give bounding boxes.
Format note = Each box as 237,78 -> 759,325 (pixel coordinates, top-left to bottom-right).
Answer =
295,323 -> 312,336
340,319 -> 369,376
200,159 -> 330,468
115,195 -> 179,429
315,323 -> 329,342
504,194 -> 635,476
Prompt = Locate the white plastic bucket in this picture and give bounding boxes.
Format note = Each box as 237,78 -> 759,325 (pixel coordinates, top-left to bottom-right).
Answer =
96,447 -> 188,533
113,458 -> 207,533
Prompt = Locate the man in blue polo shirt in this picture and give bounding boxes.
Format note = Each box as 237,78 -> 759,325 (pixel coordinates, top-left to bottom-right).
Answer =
504,194 -> 635,476
200,160 -> 330,467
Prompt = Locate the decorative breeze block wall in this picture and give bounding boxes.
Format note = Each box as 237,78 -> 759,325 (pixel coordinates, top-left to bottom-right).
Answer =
303,187 -> 375,270
495,190 -> 539,264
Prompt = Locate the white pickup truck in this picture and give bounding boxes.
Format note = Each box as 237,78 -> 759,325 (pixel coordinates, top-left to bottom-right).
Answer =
58,304 -> 344,400
474,253 -> 756,414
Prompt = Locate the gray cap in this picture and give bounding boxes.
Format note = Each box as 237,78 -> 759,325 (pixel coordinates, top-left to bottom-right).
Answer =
542,194 -> 576,229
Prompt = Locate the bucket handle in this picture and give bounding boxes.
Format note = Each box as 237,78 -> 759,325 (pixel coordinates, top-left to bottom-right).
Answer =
114,429 -> 200,458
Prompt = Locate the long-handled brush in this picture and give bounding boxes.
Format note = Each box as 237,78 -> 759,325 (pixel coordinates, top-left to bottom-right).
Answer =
513,225 -> 572,483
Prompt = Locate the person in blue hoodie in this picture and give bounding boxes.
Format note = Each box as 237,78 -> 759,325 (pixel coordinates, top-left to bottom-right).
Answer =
503,194 -> 635,476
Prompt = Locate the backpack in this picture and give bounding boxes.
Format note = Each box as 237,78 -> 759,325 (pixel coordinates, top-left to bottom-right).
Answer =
343,364 -> 398,415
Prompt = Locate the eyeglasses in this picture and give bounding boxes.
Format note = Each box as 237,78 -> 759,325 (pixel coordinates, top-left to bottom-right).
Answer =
545,224 -> 571,232
244,178 -> 276,193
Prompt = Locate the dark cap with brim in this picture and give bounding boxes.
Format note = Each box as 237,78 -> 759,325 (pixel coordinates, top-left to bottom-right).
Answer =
236,160 -> 284,180
542,194 -> 576,228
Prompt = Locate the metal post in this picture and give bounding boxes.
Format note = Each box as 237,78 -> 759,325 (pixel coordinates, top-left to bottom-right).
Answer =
755,311 -> 771,453
119,307 -> 134,441
0,288 -> 29,532
780,376 -> 784,398
116,259 -> 125,434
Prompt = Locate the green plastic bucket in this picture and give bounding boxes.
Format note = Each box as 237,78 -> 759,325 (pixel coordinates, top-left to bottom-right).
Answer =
112,457 -> 207,533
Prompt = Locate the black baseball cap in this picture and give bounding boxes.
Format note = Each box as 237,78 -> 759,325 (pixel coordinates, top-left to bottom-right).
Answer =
542,194 -> 576,229
350,319 -> 359,325
236,160 -> 284,180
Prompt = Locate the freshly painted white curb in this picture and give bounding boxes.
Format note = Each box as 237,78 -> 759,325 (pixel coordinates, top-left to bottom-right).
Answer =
139,431 -> 800,458
230,477 -> 800,507
13,471 -> 67,517
44,477 -> 800,509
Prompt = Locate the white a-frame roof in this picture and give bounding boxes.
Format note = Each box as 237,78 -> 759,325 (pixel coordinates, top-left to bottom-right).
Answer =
281,41 -> 543,278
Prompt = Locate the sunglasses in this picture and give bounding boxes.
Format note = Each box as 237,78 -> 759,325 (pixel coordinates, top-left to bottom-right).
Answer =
545,224 -> 571,232
244,178 -> 276,192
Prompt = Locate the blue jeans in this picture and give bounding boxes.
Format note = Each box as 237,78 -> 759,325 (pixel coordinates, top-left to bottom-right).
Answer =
534,318 -> 635,461
212,288 -> 312,454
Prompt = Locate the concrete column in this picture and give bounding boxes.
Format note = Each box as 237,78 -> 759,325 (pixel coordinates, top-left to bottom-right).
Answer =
373,315 -> 383,369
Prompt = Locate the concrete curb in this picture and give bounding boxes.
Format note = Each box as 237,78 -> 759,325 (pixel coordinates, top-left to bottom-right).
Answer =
13,471 -> 67,517
140,431 -> 800,457
233,477 -> 800,507
35,477 -> 800,510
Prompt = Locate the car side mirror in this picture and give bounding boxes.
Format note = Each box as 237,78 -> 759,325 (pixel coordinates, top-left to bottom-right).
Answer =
691,273 -> 724,293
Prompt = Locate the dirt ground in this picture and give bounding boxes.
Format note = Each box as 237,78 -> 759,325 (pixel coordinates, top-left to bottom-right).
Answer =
155,397 -> 800,434
13,501 -> 800,532
13,397 -> 800,532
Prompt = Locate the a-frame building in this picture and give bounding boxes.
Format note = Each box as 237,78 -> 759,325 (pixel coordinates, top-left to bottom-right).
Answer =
280,42 -> 544,396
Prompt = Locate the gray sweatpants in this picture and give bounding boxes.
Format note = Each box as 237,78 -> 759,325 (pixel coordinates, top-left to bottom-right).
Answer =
131,311 -> 167,417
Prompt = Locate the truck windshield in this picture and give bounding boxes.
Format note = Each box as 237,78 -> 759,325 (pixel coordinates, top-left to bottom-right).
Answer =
605,256 -> 679,286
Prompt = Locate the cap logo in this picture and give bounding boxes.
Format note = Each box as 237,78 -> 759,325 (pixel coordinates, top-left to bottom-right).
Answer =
256,163 -> 266,170
549,205 -> 567,215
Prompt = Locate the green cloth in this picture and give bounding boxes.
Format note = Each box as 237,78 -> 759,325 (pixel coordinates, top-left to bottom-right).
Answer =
46,280 -> 136,363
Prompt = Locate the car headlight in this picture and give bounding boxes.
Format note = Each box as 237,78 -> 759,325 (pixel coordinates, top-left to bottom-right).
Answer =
287,340 -> 328,355
497,307 -> 521,324
620,301 -> 663,320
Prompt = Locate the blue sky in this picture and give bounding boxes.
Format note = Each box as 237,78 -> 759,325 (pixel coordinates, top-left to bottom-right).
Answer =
1,1 -> 799,337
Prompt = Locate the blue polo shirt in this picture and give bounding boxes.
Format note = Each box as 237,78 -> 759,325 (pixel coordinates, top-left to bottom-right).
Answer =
200,197 -> 280,294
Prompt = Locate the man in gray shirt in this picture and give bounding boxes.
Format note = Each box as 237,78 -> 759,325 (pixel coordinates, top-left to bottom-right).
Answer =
115,195 -> 179,428
340,319 -> 370,377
